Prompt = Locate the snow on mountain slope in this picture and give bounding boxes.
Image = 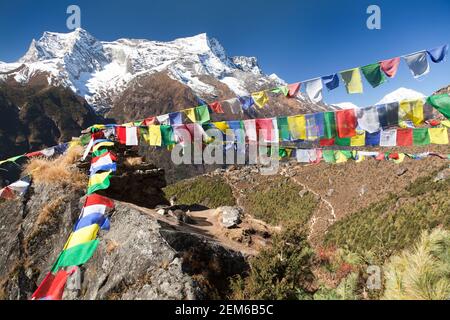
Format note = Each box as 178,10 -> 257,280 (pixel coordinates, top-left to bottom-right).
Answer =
376,87 -> 426,105
0,29 -> 285,112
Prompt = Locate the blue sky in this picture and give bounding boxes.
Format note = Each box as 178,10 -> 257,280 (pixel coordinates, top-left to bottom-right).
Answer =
0,0 -> 449,106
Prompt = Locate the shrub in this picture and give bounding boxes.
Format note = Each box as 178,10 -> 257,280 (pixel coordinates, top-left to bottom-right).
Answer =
383,228 -> 450,300
229,224 -> 315,300
163,176 -> 235,208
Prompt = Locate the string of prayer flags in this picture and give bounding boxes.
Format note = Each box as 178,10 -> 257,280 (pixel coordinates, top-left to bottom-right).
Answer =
427,94 -> 450,120
403,51 -> 430,78
31,270 -> 68,300
51,240 -> 99,272
356,106 -> 381,133
340,68 -> 363,94
427,44 -> 448,63
361,63 -> 387,88
322,74 -> 339,91
87,170 -> 112,195
305,78 -> 323,103
336,109 -> 357,138
380,57 -> 401,78
252,91 -> 269,108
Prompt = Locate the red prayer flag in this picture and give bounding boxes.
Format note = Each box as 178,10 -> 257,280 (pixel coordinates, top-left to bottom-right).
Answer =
389,153 -> 399,160
91,152 -> 117,164
209,102 -> 224,114
115,126 -> 127,145
26,151 -> 44,158
287,83 -> 301,97
91,131 -> 105,140
380,57 -> 401,78
0,187 -> 16,200
375,153 -> 386,161
255,119 -> 275,142
319,138 -> 335,146
143,117 -> 157,126
336,109 -> 357,138
31,270 -> 68,300
84,194 -> 115,208
396,128 -> 413,146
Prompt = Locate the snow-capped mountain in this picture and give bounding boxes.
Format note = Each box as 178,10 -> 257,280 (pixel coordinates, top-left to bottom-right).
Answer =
376,87 -> 426,105
0,28 -> 286,112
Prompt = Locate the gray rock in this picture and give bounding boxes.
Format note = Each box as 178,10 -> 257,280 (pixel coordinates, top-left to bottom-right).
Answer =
434,168 -> 450,182
298,189 -> 309,198
326,189 -> 334,197
396,168 -> 408,177
216,206 -> 242,229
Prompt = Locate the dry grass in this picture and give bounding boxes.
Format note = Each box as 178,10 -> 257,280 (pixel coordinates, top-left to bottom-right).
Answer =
24,145 -> 86,189
36,197 -> 65,226
123,157 -> 143,167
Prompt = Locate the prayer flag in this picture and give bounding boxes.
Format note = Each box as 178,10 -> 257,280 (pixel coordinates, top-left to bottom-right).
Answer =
238,96 -> 255,110
322,150 -> 336,163
287,83 -> 301,97
244,119 -> 258,142
340,68 -> 363,94
336,109 -> 357,138
323,112 -> 337,138
90,152 -> 117,176
184,108 -> 197,123
160,125 -> 176,146
335,136 -> 351,146
403,51 -> 430,78
356,106 -> 381,133
252,91 -> 269,108
169,112 -> 183,125
429,128 -> 449,145
195,105 -> 210,123
305,78 -> 323,103
413,128 -> 430,145
64,224 -> 100,250
146,125 -> 162,146
87,170 -> 111,195
380,129 -> 397,147
287,115 -> 306,140
277,117 -> 291,142
52,240 -> 99,272
209,102 -> 224,114
31,271 -> 68,300
84,194 -> 114,209
380,57 -> 401,78
361,63 -> 387,88
350,131 -> 366,147
365,131 -> 381,146
322,74 -> 339,91
143,117 -> 157,126
271,86 -> 289,96
427,44 -> 448,63
396,128 -> 413,146
377,102 -> 399,128
256,119 -> 276,143
427,94 -> 450,120
157,114 -> 170,125
319,138 -> 335,146
399,100 -> 424,125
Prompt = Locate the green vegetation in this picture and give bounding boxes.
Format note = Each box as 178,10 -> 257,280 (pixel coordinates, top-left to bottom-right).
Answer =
383,229 -> 450,300
324,167 -> 450,262
241,176 -> 319,226
229,225 -> 315,300
163,175 -> 235,208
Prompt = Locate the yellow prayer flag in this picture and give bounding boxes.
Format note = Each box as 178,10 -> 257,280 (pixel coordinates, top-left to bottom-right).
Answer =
88,170 -> 112,189
64,224 -> 100,250
334,151 -> 348,164
399,100 -> 424,126
340,68 -> 363,94
92,124 -> 106,130
441,120 -> 450,128
184,108 -> 197,123
350,131 -> 366,147
146,125 -> 162,146
92,142 -> 114,153
252,91 -> 269,108
213,122 -> 229,133
393,153 -> 406,164
287,115 -> 306,140
429,127 -> 449,145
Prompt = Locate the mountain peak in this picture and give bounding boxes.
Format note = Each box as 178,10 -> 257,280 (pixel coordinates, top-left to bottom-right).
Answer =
377,87 -> 426,105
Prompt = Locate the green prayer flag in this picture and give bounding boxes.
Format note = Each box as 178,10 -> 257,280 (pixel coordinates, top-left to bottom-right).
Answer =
361,63 -> 387,88
92,148 -> 108,157
323,112 -> 337,139
87,171 -> 111,195
160,125 -> 176,146
80,134 -> 92,146
195,105 -> 211,124
427,94 -> 450,120
279,148 -> 288,159
277,117 -> 291,141
51,240 -> 99,272
340,150 -> 353,159
335,136 -> 351,146
413,128 -> 430,145
322,150 -> 336,163
272,86 -> 289,96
